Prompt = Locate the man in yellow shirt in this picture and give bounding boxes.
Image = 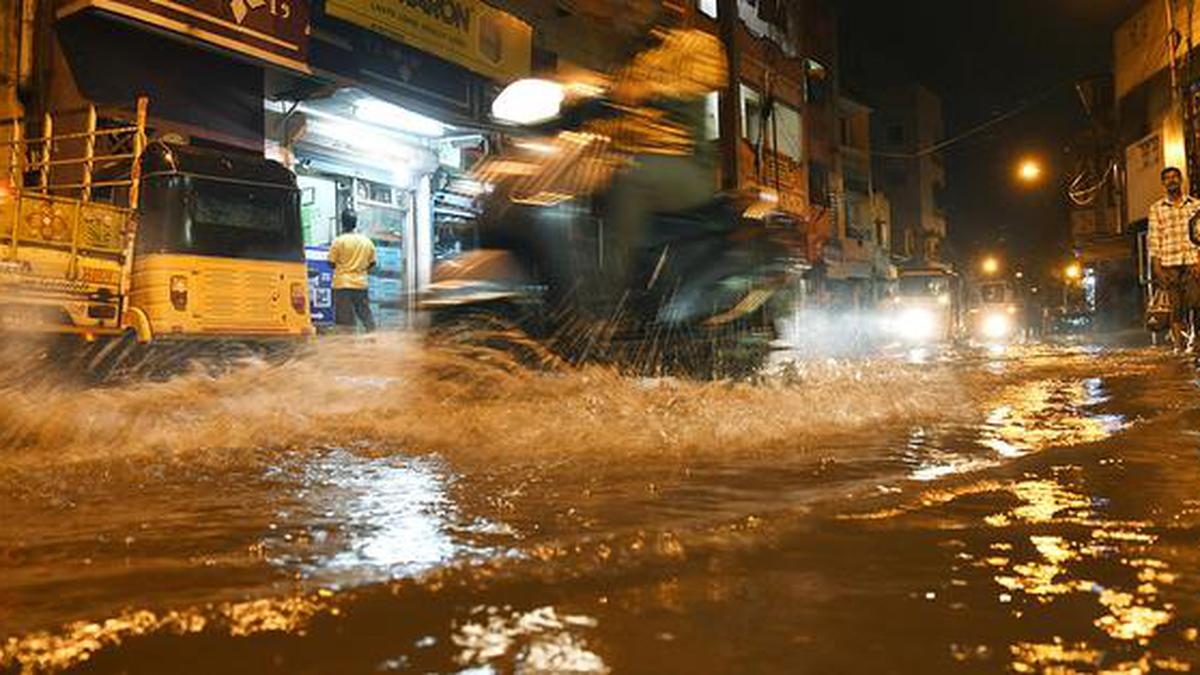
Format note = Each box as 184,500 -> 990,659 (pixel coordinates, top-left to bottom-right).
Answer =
328,209 -> 377,332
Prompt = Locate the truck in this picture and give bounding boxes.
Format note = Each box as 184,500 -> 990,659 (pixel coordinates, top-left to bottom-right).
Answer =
0,99 -> 313,380
964,276 -> 1025,343
883,265 -> 962,344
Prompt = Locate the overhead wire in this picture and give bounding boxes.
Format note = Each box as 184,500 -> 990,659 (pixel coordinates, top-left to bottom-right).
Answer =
871,86 -> 1060,159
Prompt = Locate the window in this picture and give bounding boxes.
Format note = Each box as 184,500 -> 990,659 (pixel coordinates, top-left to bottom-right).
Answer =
899,275 -> 948,297
704,91 -> 721,141
805,60 -> 829,104
697,0 -> 717,18
193,180 -> 290,234
757,0 -> 786,30
136,175 -> 303,262
740,84 -> 763,141
808,161 -> 830,206
773,102 -> 803,160
887,124 -> 905,145
980,284 -> 1007,303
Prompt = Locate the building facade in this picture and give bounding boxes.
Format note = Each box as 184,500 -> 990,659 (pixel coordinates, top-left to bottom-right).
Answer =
829,94 -> 893,306
869,82 -> 948,265
1109,0 -> 1199,327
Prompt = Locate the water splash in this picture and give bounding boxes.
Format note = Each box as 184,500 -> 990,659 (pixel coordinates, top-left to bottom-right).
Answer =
0,331 -> 973,475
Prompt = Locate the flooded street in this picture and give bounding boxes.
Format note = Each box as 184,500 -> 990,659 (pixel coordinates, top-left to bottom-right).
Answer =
2,337 -> 1199,673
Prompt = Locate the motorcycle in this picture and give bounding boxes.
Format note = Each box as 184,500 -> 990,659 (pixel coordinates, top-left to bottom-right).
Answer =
422,79 -> 805,378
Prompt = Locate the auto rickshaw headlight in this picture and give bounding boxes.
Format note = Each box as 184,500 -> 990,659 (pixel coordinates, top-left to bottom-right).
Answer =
169,275 -> 188,311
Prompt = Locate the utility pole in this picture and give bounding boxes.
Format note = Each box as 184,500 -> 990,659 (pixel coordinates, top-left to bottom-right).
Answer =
717,0 -> 740,191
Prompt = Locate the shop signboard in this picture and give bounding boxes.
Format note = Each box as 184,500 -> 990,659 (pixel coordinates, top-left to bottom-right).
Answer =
57,0 -> 310,73
324,0 -> 531,82
305,246 -> 335,326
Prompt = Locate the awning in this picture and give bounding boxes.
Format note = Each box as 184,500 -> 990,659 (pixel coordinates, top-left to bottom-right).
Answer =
57,0 -> 310,73
56,14 -> 267,149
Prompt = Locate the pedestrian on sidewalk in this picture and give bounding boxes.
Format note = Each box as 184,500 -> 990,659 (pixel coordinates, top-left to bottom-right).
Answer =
1147,166 -> 1200,352
328,208 -> 377,333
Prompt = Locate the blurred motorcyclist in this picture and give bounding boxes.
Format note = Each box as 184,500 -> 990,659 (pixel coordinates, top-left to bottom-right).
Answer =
573,0 -> 729,291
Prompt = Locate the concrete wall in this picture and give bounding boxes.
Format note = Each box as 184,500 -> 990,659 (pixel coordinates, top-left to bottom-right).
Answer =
1113,0 -> 1193,101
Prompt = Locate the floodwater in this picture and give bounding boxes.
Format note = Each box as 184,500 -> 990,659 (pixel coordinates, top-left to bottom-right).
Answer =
1,335 -> 1199,673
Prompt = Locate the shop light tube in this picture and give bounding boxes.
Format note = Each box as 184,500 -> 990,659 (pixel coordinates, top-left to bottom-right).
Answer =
355,98 -> 446,137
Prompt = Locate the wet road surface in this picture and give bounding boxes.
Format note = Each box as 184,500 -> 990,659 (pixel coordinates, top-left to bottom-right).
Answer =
1,337 -> 1199,673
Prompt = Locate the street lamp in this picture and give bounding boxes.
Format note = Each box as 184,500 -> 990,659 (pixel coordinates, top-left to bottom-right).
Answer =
1017,158 -> 1043,183
982,256 -> 1000,275
1064,262 -> 1082,280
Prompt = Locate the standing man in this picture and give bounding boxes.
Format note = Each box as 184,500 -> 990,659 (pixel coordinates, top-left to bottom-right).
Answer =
328,208 -> 377,333
1148,166 -> 1200,352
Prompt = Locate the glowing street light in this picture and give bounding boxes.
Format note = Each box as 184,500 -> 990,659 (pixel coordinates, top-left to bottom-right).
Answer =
981,256 -> 1000,275
1064,262 -> 1082,280
1017,158 -> 1043,183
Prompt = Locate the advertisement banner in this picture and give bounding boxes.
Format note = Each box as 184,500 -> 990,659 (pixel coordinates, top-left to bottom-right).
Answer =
305,247 -> 335,326
324,0 -> 531,82
57,0 -> 310,73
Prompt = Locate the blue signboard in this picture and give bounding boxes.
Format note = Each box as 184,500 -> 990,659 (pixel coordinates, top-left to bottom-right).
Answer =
305,246 -> 334,326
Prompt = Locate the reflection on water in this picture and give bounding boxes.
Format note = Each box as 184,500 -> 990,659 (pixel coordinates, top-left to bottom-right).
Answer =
980,475 -> 1182,671
977,377 -> 1127,459
904,377 -> 1129,483
0,592 -> 337,671
451,606 -> 608,674
289,450 -> 484,583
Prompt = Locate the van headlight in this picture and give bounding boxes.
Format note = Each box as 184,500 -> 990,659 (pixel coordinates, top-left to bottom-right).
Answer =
982,312 -> 1011,339
491,79 -> 565,125
894,307 -> 937,341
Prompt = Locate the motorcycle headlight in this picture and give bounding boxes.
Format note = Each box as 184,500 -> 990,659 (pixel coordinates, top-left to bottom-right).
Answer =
492,79 -> 565,125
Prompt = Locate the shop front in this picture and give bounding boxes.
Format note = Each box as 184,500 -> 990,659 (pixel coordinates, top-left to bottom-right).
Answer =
49,0 -> 532,331
273,0 -> 532,329
271,88 -> 490,328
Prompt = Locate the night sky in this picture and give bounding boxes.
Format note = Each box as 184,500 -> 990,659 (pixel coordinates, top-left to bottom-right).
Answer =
832,0 -> 1145,277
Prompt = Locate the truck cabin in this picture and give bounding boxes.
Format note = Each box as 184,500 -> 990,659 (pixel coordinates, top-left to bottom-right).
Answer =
895,270 -> 956,306
972,280 -> 1018,307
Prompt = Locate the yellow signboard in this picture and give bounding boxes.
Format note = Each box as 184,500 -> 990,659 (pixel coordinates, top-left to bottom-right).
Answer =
325,0 -> 532,82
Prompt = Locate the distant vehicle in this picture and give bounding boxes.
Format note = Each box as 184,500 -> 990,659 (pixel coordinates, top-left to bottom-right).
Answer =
965,278 -> 1024,343
1047,307 -> 1093,335
884,266 -> 961,343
